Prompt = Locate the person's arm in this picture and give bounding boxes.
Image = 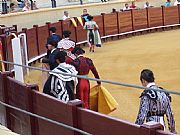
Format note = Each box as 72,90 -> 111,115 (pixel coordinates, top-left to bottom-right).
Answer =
166,98 -> 177,133
87,58 -> 101,84
135,96 -> 149,125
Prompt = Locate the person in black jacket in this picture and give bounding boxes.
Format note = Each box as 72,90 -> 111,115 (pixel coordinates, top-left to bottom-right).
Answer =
46,27 -> 61,58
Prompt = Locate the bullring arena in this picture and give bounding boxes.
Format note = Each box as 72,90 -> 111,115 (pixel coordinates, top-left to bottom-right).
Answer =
0,0 -> 180,135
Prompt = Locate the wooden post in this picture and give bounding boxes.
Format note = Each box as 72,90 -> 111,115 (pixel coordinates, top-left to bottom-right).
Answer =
140,121 -> 164,135
67,99 -> 83,135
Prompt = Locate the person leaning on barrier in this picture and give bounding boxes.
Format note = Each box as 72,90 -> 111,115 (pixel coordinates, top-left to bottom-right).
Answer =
43,51 -> 78,102
135,69 -> 177,134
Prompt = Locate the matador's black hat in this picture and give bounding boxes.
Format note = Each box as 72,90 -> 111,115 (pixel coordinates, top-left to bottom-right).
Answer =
72,47 -> 85,55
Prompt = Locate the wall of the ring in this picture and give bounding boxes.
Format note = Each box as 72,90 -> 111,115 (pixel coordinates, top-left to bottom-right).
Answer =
0,0 -> 167,32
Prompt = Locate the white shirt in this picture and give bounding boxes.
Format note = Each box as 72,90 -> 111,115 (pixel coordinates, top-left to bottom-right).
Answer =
174,0 -> 180,6
57,38 -> 75,50
123,7 -> 130,11
62,15 -> 70,20
146,82 -> 156,88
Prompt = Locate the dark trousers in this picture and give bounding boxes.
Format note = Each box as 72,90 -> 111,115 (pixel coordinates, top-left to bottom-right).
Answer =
2,0 -> 8,14
51,0 -> 56,8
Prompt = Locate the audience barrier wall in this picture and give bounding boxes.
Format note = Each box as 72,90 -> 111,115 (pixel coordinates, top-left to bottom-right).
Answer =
0,72 -> 174,135
0,5 -> 180,135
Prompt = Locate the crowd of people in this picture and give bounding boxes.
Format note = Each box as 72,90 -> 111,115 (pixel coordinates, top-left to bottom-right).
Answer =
1,0 -> 38,13
111,0 -> 180,12
42,28 -> 101,109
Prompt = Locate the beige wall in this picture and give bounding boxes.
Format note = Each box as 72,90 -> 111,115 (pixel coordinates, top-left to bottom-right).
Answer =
0,0 -> 165,32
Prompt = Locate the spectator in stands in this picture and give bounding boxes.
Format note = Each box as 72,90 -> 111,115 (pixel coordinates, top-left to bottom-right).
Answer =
57,30 -> 76,64
174,0 -> 180,6
81,9 -> 90,22
17,0 -> 25,8
32,1 -> 38,10
123,3 -> 130,11
62,11 -> 70,20
71,47 -> 101,109
165,0 -> 171,7
84,15 -> 101,52
51,0 -> 56,8
144,1 -> 153,8
135,69 -> 177,134
22,2 -> 31,11
129,1 -> 137,9
112,8 -> 117,13
43,51 -> 78,102
9,3 -> 16,12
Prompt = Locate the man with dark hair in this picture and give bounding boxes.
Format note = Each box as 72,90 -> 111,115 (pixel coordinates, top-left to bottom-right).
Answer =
46,27 -> 61,58
43,51 -> 78,102
71,47 -> 101,109
47,27 -> 61,45
135,69 -> 177,134
57,30 -> 76,64
43,41 -> 59,70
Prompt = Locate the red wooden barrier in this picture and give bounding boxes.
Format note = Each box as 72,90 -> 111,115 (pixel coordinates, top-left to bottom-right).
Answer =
118,11 -> 133,33
147,7 -> 163,28
103,13 -> 119,36
77,108 -> 140,135
6,77 -> 38,134
163,6 -> 179,25
32,91 -> 82,135
22,28 -> 39,60
75,18 -> 87,43
62,20 -> 77,42
47,21 -> 63,38
156,130 -> 174,135
132,9 -> 148,30
0,34 -> 14,70
93,15 -> 104,37
34,24 -> 49,55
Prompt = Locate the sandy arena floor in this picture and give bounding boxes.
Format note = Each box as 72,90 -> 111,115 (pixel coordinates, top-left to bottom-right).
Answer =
25,29 -> 180,133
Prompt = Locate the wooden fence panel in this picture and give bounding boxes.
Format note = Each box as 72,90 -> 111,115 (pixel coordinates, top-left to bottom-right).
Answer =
25,28 -> 39,60
133,9 -> 148,30
103,13 -> 118,36
0,73 -> 7,126
76,18 -> 87,43
6,77 -> 33,135
163,6 -> 179,25
5,35 -> 14,70
32,92 -> 75,135
77,108 -> 140,135
93,15 -> 104,37
148,7 -> 163,27
62,20 -> 76,42
49,21 -> 63,38
118,11 -> 133,33
36,25 -> 49,55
